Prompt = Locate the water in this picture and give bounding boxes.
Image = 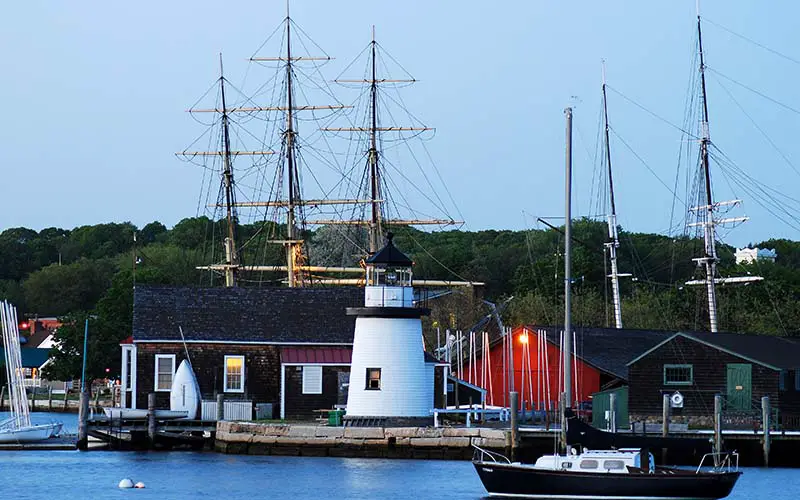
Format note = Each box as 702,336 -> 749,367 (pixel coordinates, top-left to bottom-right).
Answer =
0,451 -> 796,500
0,412 -> 796,499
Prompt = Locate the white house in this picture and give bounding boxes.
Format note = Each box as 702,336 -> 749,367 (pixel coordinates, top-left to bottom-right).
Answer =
735,247 -> 777,265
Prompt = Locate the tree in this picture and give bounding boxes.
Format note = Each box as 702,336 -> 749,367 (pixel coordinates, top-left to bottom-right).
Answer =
22,259 -> 116,316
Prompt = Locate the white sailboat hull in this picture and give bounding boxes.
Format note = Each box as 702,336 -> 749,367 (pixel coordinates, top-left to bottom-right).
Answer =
170,360 -> 201,419
102,408 -> 188,420
0,423 -> 60,443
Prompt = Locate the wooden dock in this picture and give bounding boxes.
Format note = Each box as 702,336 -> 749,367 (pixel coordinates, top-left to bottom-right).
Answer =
86,417 -> 217,450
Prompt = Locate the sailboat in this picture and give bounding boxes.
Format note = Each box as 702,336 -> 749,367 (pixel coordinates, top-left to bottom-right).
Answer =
0,301 -> 62,443
471,107 -> 741,499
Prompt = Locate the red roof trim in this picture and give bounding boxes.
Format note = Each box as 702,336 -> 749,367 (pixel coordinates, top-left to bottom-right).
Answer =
280,347 -> 352,365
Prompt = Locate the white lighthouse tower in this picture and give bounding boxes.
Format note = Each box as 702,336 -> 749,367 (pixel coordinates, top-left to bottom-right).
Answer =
344,233 -> 434,426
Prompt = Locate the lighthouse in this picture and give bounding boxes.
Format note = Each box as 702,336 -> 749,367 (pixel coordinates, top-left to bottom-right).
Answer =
344,233 -> 434,426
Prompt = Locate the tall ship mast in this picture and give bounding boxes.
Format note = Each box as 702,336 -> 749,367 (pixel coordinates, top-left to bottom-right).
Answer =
600,64 -> 630,329
319,27 -> 463,261
684,9 -> 762,332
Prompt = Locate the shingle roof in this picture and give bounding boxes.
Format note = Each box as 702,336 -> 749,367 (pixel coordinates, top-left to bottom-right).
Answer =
133,285 -> 363,344
526,325 -> 673,381
628,331 -> 800,371
366,232 -> 412,266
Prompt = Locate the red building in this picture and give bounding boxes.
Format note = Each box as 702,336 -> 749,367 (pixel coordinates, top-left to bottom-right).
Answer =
456,325 -> 664,411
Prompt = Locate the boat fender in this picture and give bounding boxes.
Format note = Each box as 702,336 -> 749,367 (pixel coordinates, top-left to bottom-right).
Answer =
134,482 -> 146,489
118,479 -> 134,489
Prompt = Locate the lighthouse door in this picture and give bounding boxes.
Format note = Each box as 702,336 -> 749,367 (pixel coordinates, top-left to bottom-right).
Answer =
337,371 -> 350,406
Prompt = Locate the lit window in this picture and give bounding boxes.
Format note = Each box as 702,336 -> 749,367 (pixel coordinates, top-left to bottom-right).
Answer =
366,368 -> 381,390
224,355 -> 245,393
663,364 -> 693,385
579,460 -> 598,469
154,354 -> 175,391
302,366 -> 323,395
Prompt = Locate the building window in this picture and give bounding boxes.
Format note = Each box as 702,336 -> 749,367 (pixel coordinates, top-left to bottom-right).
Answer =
224,355 -> 245,393
154,354 -> 176,392
366,368 -> 381,390
663,364 -> 693,386
302,366 -> 323,395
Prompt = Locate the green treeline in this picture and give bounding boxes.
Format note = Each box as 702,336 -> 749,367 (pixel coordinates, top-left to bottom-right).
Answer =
1,217 -> 798,380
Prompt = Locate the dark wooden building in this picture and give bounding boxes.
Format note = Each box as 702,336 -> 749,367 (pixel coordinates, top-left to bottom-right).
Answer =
123,285 -> 362,419
627,332 -> 800,424
122,285 -> 447,421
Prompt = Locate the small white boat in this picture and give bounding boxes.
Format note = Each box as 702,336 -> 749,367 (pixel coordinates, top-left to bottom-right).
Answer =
0,302 -> 64,443
0,422 -> 61,443
102,408 -> 188,420
170,359 -> 201,419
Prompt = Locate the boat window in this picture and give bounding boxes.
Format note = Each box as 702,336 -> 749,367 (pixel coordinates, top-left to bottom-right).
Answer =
579,460 -> 598,469
302,366 -> 323,395
154,354 -> 176,392
366,368 -> 382,390
224,355 -> 245,393
603,460 -> 625,470
663,364 -> 693,385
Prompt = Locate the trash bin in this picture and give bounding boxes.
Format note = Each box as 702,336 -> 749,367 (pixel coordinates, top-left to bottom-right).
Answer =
328,409 -> 344,426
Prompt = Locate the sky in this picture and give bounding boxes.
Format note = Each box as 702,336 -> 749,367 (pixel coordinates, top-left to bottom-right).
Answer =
2,1 -> 799,248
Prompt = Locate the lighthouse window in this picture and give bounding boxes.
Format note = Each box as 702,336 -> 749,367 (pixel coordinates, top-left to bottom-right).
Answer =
154,354 -> 175,392
366,368 -> 381,390
224,355 -> 245,393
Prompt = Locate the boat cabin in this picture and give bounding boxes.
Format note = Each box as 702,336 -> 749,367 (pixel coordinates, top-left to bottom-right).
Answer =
533,448 -> 655,474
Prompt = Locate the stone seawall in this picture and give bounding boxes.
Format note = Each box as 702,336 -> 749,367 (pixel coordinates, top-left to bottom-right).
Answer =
215,422 -> 510,460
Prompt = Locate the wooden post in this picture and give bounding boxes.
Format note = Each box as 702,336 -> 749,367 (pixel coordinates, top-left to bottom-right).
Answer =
509,391 -> 519,462
48,387 -> 53,412
662,393 -> 670,465
714,394 -> 723,466
216,393 -> 225,422
31,388 -> 36,412
147,393 -> 157,448
63,389 -> 70,412
77,391 -> 89,451
762,396 -> 771,467
559,392 -> 567,454
93,389 -> 100,411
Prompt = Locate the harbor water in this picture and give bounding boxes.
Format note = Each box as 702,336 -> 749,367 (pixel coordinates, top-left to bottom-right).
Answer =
0,413 -> 798,499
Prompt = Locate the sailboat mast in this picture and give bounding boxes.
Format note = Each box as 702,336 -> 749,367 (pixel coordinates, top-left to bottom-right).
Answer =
697,13 -> 719,332
219,55 -> 238,287
284,8 -> 301,287
563,107 -> 573,409
368,26 -> 382,254
601,64 -> 623,329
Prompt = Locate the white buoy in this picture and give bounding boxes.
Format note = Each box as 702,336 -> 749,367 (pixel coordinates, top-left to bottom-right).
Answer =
134,482 -> 146,489
118,478 -> 134,489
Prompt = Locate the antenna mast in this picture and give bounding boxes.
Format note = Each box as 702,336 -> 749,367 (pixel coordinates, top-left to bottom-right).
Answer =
219,55 -> 239,287
563,107 -> 573,409
601,63 -> 629,329
283,7 -> 303,287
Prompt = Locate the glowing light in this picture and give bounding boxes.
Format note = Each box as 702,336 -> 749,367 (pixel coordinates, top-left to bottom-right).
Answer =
519,333 -> 529,344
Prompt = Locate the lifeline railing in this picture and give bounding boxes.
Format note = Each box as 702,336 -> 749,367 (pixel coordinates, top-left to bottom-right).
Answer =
472,444 -> 511,464
695,451 -> 739,474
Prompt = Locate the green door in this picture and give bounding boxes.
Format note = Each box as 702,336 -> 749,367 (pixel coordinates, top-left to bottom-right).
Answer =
726,364 -> 752,411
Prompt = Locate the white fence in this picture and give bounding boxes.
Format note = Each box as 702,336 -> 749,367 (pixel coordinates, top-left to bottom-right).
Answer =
201,400 -> 253,421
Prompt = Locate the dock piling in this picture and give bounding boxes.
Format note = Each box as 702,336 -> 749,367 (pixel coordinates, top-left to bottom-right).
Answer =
762,396 -> 771,467
609,392 -> 617,433
662,393 -> 670,465
48,387 -> 53,411
216,394 -> 225,422
714,394 -> 722,466
509,391 -> 519,461
147,393 -> 157,448
77,390 -> 89,451
63,389 -> 70,412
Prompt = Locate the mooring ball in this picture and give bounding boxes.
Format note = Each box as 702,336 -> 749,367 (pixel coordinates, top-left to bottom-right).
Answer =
134,482 -> 146,489
118,478 -> 134,489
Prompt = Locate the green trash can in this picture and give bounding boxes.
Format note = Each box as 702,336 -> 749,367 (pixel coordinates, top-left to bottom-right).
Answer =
328,409 -> 344,426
